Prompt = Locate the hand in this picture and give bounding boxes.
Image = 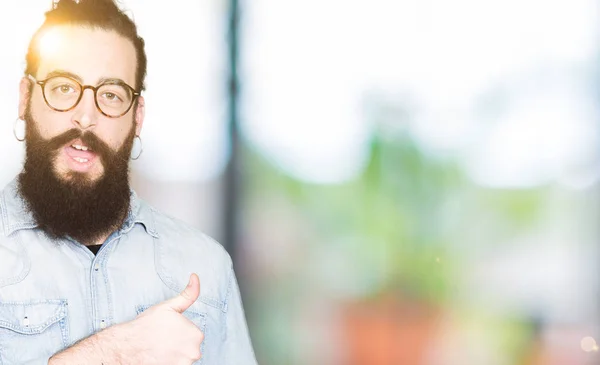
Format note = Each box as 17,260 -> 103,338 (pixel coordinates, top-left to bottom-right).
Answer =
117,273 -> 205,364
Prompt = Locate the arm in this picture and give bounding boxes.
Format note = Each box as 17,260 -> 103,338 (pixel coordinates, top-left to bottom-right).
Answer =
222,266 -> 259,365
49,325 -> 124,364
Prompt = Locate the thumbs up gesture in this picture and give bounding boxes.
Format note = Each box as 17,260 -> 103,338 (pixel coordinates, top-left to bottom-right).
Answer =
115,273 -> 205,364
161,273 -> 202,314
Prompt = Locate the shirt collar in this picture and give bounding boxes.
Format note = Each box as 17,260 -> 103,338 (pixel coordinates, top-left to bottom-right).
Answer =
2,177 -> 158,238
124,189 -> 159,238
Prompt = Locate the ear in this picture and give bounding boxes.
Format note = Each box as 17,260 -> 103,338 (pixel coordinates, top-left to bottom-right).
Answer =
134,95 -> 145,136
18,77 -> 32,118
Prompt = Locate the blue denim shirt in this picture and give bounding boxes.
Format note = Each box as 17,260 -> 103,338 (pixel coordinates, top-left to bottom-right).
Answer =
0,178 -> 257,365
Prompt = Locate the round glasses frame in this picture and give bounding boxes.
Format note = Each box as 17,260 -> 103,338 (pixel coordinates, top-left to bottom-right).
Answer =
27,74 -> 141,118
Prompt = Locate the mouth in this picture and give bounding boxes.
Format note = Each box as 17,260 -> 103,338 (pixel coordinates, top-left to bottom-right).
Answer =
62,139 -> 99,172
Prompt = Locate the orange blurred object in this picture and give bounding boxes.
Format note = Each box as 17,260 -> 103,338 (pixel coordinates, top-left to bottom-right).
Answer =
340,295 -> 440,365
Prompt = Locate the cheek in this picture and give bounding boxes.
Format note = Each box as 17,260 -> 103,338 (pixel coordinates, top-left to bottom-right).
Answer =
29,107 -> 70,140
102,122 -> 135,149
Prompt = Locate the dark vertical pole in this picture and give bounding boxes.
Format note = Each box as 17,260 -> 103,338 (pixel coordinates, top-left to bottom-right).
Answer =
224,0 -> 240,264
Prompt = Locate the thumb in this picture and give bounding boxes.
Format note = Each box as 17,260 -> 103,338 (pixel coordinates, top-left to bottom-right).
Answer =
163,273 -> 201,313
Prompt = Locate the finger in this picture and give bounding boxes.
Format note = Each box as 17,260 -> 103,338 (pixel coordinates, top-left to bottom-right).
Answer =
163,273 -> 201,313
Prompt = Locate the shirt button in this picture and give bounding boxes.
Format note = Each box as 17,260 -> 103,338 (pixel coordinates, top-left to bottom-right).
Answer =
100,320 -> 106,329
94,264 -> 100,271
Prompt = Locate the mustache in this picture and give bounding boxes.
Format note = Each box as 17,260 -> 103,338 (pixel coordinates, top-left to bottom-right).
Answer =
30,128 -> 124,165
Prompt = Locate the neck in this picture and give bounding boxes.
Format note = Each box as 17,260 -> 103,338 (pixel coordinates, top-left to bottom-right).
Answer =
86,236 -> 108,247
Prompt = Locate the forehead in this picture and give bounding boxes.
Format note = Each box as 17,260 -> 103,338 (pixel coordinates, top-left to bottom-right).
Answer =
35,25 -> 137,86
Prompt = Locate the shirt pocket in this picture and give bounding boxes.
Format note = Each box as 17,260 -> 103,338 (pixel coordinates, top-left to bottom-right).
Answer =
0,300 -> 70,365
136,304 -> 207,365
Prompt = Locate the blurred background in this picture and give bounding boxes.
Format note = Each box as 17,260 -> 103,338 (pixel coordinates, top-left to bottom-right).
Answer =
2,0 -> 600,364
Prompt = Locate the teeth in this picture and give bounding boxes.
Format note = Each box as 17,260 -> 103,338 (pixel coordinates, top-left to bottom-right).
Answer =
72,144 -> 89,151
73,157 -> 89,163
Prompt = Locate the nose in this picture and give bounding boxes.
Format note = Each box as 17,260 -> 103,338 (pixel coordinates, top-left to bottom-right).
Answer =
71,88 -> 98,130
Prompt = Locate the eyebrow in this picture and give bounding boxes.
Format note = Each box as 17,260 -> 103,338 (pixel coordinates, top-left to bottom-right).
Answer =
45,70 -> 82,82
44,69 -> 130,87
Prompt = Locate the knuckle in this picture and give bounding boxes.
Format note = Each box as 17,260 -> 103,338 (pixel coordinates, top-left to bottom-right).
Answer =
186,346 -> 202,361
191,327 -> 205,342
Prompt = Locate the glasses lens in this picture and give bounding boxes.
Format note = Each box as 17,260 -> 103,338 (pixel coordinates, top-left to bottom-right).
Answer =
43,77 -> 81,111
97,83 -> 133,117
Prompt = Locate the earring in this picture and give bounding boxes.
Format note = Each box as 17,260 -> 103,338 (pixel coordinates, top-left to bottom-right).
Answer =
131,135 -> 143,160
13,117 -> 25,142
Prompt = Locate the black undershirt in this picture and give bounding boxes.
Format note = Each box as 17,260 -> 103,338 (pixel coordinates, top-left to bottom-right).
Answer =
87,244 -> 103,255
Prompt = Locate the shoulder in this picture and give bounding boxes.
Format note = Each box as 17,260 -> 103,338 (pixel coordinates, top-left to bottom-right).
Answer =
0,178 -> 36,238
0,184 -> 7,237
149,204 -> 232,267
0,183 -> 31,287
0,181 -> 18,237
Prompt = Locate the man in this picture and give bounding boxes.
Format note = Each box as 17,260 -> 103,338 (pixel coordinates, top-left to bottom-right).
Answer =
0,0 -> 257,364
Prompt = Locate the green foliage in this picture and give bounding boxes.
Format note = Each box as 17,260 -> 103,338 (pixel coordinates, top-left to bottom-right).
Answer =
243,124 -> 547,304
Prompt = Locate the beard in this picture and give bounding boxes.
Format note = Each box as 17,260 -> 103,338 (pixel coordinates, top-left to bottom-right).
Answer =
18,107 -> 136,245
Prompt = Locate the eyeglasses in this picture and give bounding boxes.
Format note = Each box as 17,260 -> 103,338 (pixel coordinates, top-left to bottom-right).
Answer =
27,74 -> 140,118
